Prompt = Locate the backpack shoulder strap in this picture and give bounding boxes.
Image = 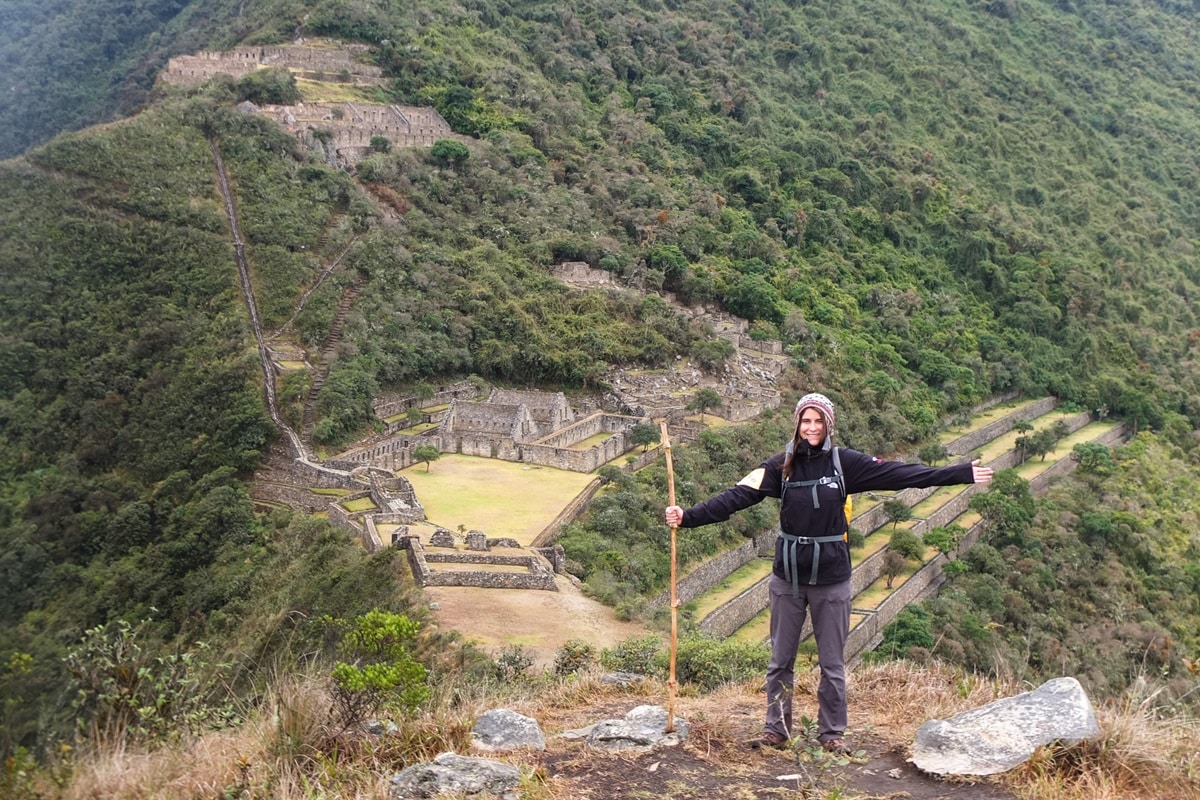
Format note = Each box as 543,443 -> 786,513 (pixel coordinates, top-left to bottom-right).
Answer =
831,446 -> 846,500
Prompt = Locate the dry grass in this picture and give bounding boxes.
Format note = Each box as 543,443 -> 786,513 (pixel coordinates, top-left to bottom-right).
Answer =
846,661 -> 1200,800
48,660 -> 1200,800
1010,679 -> 1200,800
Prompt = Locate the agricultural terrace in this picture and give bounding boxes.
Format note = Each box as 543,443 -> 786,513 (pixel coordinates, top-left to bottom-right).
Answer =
973,408 -> 1081,463
399,454 -> 595,545
1011,420 -> 1121,481
936,396 -> 1045,445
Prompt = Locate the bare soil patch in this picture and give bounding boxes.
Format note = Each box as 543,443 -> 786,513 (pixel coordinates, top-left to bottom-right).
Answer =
536,682 -> 1017,800
423,578 -> 650,667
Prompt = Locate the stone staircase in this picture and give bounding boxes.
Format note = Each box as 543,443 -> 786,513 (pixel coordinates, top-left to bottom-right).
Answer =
301,271 -> 369,444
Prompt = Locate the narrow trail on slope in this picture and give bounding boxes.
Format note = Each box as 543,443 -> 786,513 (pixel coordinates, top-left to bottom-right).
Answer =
300,271 -> 369,447
209,136 -> 310,462
268,233 -> 359,339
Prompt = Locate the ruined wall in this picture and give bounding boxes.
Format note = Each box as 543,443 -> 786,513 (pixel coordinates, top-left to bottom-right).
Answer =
489,389 -> 573,431
368,473 -> 425,521
946,396 -> 1059,456
252,483 -> 331,514
395,537 -> 558,590
339,435 -> 419,470
159,43 -> 385,87
374,379 -> 477,421
552,261 -> 616,287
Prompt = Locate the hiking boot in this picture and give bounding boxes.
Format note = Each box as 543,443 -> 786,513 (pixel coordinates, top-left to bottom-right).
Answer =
821,737 -> 850,754
744,731 -> 788,750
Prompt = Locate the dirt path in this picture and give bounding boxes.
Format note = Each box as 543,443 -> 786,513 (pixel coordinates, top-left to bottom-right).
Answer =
536,680 -> 1018,800
424,578 -> 650,666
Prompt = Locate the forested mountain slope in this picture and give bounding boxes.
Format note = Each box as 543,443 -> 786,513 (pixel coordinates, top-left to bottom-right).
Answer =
3,0 -> 1200,755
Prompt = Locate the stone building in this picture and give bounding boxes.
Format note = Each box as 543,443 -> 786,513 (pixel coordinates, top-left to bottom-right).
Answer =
487,389 -> 574,432
158,42 -> 386,87
438,399 -> 540,460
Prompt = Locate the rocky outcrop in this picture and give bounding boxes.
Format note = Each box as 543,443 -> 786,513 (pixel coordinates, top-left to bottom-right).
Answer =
911,677 -> 1101,776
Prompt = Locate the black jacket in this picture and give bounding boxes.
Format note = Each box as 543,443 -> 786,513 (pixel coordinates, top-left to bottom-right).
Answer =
679,446 -> 976,585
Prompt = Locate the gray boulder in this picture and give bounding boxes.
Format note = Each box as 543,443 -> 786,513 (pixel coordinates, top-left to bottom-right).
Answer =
600,671 -> 647,687
586,704 -> 689,752
390,752 -> 520,799
912,677 -> 1101,776
471,709 -> 546,752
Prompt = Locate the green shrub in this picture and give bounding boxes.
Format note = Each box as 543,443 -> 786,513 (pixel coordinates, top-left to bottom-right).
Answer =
554,639 -> 596,676
670,635 -> 768,690
64,619 -> 236,744
328,610 -> 429,728
600,635 -> 663,675
493,645 -> 535,681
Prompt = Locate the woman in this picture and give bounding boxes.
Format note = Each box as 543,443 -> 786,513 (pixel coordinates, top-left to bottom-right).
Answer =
665,392 -> 993,752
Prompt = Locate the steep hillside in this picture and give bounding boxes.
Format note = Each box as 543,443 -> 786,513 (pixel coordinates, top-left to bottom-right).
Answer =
3,0 -> 1200,765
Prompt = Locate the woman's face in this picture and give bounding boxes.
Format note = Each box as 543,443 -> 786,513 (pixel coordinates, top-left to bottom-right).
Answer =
797,408 -> 826,447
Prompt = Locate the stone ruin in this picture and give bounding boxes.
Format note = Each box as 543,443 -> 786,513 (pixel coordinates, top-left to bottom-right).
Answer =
158,40 -> 386,88
395,530 -> 563,592
257,101 -> 465,166
550,261 -> 616,287
434,393 -> 641,473
158,40 -> 469,166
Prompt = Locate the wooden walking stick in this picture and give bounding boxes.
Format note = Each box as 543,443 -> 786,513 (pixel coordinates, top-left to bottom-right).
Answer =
660,421 -> 678,733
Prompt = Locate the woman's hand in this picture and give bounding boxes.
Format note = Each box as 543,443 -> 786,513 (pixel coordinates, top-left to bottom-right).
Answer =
665,505 -> 683,527
971,460 -> 994,484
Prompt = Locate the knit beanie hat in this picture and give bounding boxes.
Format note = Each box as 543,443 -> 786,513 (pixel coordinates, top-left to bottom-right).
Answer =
794,392 -> 836,431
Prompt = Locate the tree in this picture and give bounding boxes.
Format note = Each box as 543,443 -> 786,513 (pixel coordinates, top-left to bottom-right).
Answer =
888,528 -> 924,562
691,338 -> 735,372
1013,419 -> 1034,462
1071,442 -> 1113,475
688,388 -> 723,422
370,135 -> 391,153
880,606 -> 935,655
430,139 -> 469,168
413,444 -> 440,472
882,499 -> 912,531
923,524 -> 964,557
918,443 -> 948,466
235,67 -> 299,105
969,469 -> 1035,546
630,422 -> 660,451
883,550 -> 908,589
1028,428 -> 1056,461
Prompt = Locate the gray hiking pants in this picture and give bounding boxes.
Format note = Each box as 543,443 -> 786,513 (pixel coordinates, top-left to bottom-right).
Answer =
764,574 -> 851,743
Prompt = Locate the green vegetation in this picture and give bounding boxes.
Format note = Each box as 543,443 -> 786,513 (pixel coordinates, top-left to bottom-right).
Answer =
886,433 -> 1200,706
3,0 -> 1200,783
327,610 -> 429,729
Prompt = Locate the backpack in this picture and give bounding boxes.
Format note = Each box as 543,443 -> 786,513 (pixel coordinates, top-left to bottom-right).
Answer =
832,446 -> 853,525
778,445 -> 853,591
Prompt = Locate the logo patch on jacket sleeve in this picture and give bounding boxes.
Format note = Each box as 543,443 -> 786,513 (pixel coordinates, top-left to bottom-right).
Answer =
737,468 -> 766,490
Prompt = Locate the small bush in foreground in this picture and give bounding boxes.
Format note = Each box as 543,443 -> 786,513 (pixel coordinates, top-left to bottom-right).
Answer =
670,635 -> 769,691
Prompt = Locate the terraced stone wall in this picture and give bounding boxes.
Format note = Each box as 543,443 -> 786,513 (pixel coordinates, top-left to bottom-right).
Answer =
946,396 -> 1059,456
646,529 -> 777,612
698,574 -> 771,638
396,536 -> 558,590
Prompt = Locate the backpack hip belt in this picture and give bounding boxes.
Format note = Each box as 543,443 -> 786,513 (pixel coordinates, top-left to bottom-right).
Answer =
778,532 -> 846,593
